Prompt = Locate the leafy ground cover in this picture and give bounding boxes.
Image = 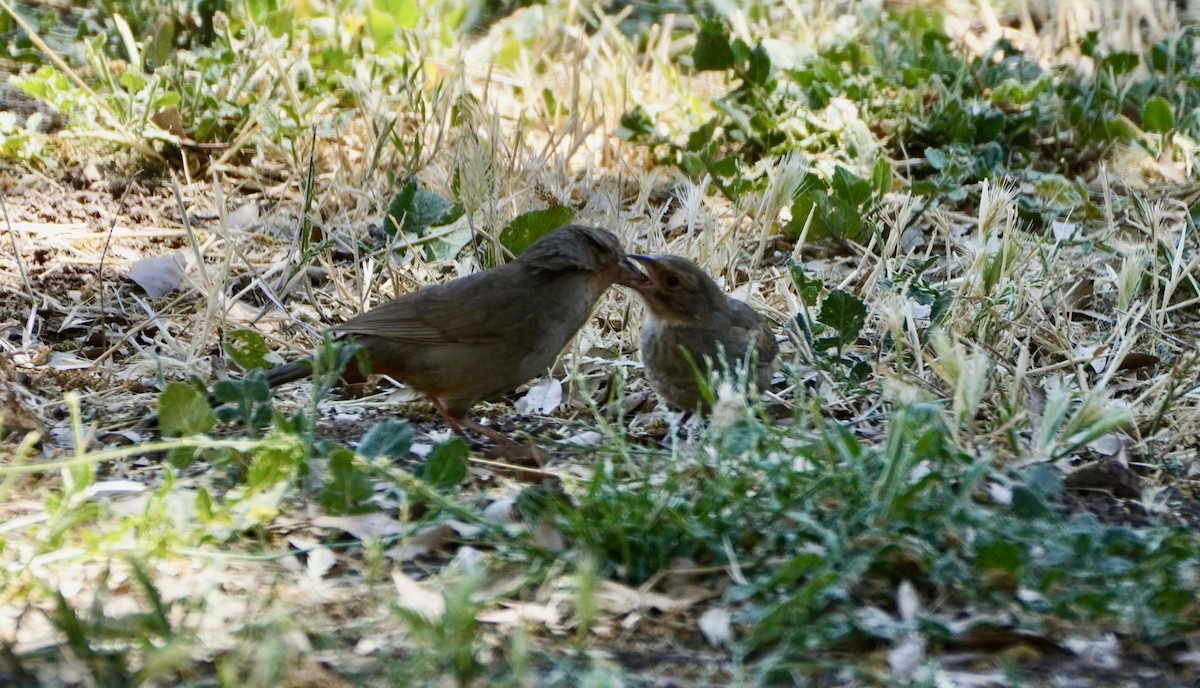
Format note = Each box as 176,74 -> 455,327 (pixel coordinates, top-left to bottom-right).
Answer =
2,0 -> 1200,685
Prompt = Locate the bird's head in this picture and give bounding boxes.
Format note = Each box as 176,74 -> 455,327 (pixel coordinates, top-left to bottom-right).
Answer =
522,225 -> 650,291
626,254 -> 728,325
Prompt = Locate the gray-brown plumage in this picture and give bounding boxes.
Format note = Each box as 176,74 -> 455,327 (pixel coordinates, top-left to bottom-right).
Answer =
628,255 -> 777,413
263,225 -> 647,443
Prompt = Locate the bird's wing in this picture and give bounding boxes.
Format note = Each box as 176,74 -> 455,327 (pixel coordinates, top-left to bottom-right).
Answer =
333,268 -> 536,346
728,299 -> 779,363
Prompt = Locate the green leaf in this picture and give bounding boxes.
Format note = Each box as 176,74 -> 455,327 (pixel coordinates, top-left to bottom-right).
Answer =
831,166 -> 871,207
786,189 -> 825,237
1100,51 -> 1139,75
358,419 -> 414,460
383,179 -> 457,236
709,155 -> 739,179
423,437 -> 469,489
974,108 -> 1006,142
367,8 -> 397,51
321,446 -> 374,515
692,20 -> 735,71
158,382 -> 215,437
824,198 -> 867,243
817,289 -> 866,347
871,157 -> 893,196
1150,41 -> 1171,72
247,444 -> 303,490
212,370 -> 272,405
616,107 -> 654,140
1011,485 -> 1053,519
975,539 -> 1023,575
1033,173 -> 1085,211
743,44 -> 772,86
924,147 -> 949,171
1142,97 -> 1175,134
375,0 -> 418,29
119,71 -> 146,92
789,263 -> 823,308
498,206 -> 576,259
225,329 -> 275,370
685,119 -> 718,152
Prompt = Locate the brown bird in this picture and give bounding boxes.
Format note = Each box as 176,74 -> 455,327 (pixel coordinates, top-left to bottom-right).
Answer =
262,224 -> 648,444
627,255 -> 778,414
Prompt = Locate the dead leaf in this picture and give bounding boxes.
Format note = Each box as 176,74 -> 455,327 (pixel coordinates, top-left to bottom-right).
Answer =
1063,459 -> 1141,498
562,430 -> 604,447
226,202 -> 260,230
594,580 -> 698,615
151,107 -> 187,138
306,545 -> 337,580
887,634 -> 927,680
0,395 -> 42,435
516,377 -> 563,415
531,519 -> 565,552
1051,220 -> 1080,241
1115,352 -> 1159,372
1086,433 -> 1127,458
698,607 -> 733,646
896,580 -> 920,621
392,570 -> 444,621
48,352 -> 92,370
482,498 -> 518,524
313,513 -> 406,541
1060,277 -> 1094,311
477,602 -> 561,627
386,522 -> 456,561
128,251 -> 186,297
1063,634 -> 1120,669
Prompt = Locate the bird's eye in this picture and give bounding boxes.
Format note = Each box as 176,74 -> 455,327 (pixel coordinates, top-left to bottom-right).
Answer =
664,274 -> 682,289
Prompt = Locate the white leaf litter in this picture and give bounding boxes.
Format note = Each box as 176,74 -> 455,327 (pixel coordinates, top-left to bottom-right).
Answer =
887,634 -> 926,681
477,601 -> 562,627
306,545 -> 337,580
392,569 -> 445,621
562,430 -> 604,447
128,251 -> 187,297
447,545 -> 485,574
987,481 -> 1013,505
698,607 -> 733,646
386,522 -> 456,561
594,580 -> 699,615
226,201 -> 260,230
1051,220 -> 1079,241
482,498 -> 518,524
48,352 -> 93,370
531,520 -> 565,552
1063,634 -> 1120,669
897,579 -> 920,621
516,377 -> 563,415
313,513 -> 407,540
81,480 -> 146,499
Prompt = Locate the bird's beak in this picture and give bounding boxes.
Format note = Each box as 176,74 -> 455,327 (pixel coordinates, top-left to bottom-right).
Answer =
617,254 -> 653,289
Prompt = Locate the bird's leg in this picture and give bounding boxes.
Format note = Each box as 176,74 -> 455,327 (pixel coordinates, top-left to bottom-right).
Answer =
429,396 -> 517,446
428,396 -> 469,436
429,396 -> 546,471
458,416 -> 521,447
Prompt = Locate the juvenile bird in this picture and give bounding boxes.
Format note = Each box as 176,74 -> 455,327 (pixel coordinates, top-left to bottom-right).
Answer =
260,225 -> 648,444
627,255 -> 778,414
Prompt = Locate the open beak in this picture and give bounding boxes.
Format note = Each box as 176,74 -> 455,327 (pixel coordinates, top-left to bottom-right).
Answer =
617,254 -> 654,289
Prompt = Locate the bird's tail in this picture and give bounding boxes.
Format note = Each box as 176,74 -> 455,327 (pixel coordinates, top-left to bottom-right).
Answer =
264,359 -> 314,388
